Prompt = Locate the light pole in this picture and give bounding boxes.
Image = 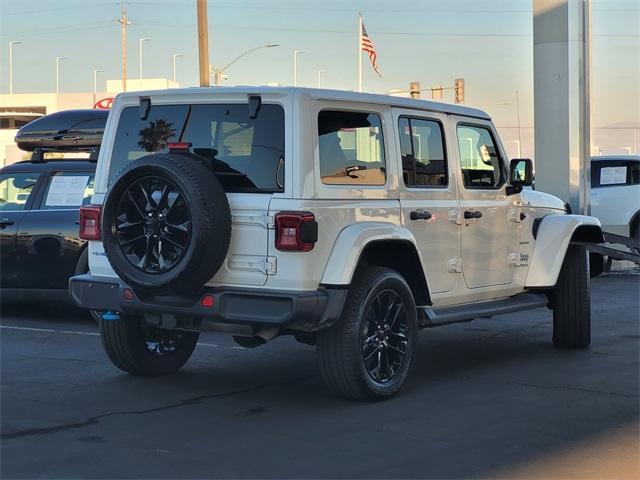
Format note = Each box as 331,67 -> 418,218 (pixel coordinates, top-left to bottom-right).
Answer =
172,53 -> 184,85
93,69 -> 103,106
139,37 -> 151,80
317,69 -> 327,88
293,50 -> 304,87
9,41 -> 21,94
56,56 -> 69,94
211,43 -> 279,86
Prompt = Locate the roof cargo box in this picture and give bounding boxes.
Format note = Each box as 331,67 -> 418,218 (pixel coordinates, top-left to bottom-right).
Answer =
15,109 -> 109,152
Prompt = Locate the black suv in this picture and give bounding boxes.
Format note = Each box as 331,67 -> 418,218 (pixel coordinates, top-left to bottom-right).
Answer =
0,109 -> 107,303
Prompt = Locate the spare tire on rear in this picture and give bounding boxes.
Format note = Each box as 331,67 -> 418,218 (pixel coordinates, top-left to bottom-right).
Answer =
101,153 -> 231,295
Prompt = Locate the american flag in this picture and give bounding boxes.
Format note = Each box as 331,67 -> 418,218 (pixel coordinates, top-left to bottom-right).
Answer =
361,22 -> 381,77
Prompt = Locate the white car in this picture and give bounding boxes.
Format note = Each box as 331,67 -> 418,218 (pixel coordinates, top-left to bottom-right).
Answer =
69,87 -> 603,401
590,156 -> 640,244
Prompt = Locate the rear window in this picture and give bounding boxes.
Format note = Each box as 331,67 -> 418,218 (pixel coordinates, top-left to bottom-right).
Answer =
591,160 -> 640,188
110,103 -> 285,193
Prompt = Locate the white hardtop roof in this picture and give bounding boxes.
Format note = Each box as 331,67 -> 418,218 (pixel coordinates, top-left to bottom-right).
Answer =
116,86 -> 491,121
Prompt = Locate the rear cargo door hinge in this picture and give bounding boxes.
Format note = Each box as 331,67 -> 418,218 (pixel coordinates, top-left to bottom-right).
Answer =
265,256 -> 277,275
447,257 -> 462,273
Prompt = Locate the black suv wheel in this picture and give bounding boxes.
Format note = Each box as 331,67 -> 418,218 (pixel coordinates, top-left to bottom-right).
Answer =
100,315 -> 199,375
317,267 -> 418,401
101,153 -> 231,295
553,244 -> 591,348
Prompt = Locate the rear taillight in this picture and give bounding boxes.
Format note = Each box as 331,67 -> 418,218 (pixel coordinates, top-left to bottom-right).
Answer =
275,211 -> 318,252
79,205 -> 102,240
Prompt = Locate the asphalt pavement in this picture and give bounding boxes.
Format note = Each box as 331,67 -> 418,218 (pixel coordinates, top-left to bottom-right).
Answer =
1,274 -> 639,479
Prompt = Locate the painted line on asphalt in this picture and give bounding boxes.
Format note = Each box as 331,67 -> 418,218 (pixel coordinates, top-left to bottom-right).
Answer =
0,325 -> 99,336
0,325 -> 222,349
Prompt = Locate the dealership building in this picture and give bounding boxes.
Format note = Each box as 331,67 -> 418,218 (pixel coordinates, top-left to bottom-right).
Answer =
0,78 -> 178,166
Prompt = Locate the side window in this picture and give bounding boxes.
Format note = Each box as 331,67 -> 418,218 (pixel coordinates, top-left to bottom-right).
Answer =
318,110 -> 385,185
457,124 -> 504,189
592,161 -> 640,188
0,172 -> 41,211
399,117 -> 447,187
42,172 -> 95,210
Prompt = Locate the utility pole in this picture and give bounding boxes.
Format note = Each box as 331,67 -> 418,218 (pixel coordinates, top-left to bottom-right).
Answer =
197,0 -> 210,87
118,2 -> 131,92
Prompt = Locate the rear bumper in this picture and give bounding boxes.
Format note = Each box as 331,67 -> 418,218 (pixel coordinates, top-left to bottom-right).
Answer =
68,274 -> 347,332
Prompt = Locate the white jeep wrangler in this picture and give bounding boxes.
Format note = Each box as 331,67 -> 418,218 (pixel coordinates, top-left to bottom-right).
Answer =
70,87 -> 603,401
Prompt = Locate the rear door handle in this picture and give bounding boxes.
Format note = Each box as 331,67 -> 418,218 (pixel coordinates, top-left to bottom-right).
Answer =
410,210 -> 432,221
0,218 -> 15,228
464,210 -> 483,219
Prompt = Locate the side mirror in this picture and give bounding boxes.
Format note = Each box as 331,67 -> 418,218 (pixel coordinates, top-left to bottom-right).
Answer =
509,158 -> 533,186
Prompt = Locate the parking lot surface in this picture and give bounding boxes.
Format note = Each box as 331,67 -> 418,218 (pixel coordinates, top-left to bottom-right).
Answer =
1,274 -> 639,479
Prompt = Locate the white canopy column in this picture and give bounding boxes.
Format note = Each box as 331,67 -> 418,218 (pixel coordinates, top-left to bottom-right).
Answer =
533,0 -> 591,214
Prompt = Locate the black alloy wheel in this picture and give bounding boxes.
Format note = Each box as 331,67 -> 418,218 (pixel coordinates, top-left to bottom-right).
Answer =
317,267 -> 418,401
115,176 -> 191,274
361,289 -> 409,384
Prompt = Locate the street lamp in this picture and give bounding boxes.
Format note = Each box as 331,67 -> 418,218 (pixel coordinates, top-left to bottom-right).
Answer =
93,69 -> 104,105
8,41 -> 21,95
211,43 -> 279,86
293,50 -> 304,87
139,37 -> 151,80
172,53 -> 184,85
56,56 -> 69,94
317,69 -> 327,88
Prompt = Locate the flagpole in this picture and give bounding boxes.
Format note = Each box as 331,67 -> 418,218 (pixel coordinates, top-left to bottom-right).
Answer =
358,12 -> 363,92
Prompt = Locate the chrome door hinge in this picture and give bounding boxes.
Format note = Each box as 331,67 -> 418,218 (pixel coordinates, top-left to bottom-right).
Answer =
448,209 -> 462,225
447,257 -> 462,273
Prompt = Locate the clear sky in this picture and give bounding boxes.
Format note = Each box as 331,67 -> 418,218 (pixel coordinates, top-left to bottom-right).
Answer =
0,0 -> 638,134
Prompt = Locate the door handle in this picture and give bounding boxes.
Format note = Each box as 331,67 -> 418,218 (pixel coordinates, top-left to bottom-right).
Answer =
0,218 -> 15,228
464,210 -> 483,220
410,210 -> 432,221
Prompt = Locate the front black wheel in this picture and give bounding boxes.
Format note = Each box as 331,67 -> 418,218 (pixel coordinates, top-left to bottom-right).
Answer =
316,267 -> 418,401
553,244 -> 591,348
100,315 -> 199,375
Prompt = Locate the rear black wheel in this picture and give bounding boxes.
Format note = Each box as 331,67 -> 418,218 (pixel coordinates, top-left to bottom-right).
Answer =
100,315 -> 199,375
317,267 -> 418,401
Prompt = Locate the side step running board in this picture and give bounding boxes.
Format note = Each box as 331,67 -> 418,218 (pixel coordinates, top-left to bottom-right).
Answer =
417,292 -> 549,328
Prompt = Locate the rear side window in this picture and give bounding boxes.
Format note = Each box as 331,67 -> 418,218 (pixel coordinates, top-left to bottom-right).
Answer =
42,172 -> 95,209
0,172 -> 40,211
318,110 -> 385,185
110,103 -> 285,193
398,117 -> 447,187
457,124 -> 504,189
591,161 -> 640,188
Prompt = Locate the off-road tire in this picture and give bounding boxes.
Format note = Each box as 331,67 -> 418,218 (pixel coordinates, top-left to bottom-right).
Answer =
101,153 -> 231,295
553,244 -> 591,348
316,267 -> 418,401
100,315 -> 199,375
